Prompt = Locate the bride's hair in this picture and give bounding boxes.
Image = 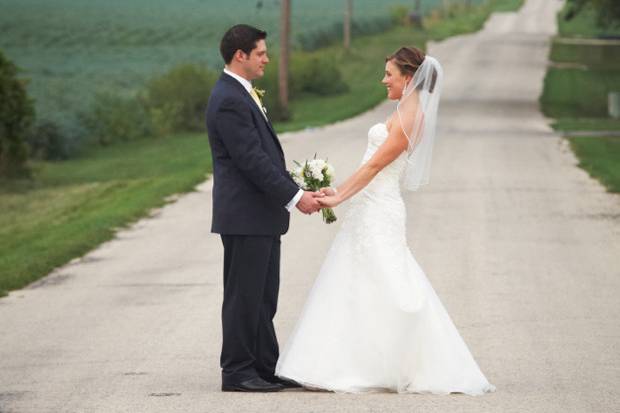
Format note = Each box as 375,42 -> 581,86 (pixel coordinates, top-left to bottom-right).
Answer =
386,46 -> 437,93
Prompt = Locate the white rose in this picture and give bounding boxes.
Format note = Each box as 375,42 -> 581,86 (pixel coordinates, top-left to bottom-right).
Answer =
293,174 -> 305,187
314,159 -> 327,170
308,163 -> 324,181
312,170 -> 324,181
326,164 -> 335,177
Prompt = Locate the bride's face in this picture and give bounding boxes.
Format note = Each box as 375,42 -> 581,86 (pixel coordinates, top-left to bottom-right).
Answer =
381,60 -> 411,101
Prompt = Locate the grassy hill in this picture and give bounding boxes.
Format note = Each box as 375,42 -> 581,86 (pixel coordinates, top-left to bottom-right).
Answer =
0,0 -> 463,136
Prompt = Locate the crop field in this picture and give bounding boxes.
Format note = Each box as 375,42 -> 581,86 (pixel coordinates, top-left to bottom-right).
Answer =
0,0 -> 487,135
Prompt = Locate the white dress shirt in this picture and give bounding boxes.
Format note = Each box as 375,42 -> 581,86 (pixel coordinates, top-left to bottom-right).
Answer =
223,67 -> 303,211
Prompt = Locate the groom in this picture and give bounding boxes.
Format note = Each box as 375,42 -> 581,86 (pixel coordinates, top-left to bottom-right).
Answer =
206,24 -> 322,392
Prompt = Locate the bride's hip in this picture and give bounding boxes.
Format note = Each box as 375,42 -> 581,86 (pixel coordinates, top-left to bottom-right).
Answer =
348,190 -> 405,210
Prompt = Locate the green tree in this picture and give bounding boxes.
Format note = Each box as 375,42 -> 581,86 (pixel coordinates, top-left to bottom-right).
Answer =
565,0 -> 620,28
0,50 -> 34,178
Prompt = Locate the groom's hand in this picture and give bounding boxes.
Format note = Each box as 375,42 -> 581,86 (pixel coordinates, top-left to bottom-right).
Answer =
296,191 -> 324,214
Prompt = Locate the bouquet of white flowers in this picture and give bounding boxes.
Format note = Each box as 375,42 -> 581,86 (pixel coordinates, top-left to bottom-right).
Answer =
290,155 -> 337,224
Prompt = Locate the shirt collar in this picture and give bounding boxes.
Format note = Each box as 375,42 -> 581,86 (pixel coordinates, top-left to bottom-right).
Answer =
223,67 -> 252,94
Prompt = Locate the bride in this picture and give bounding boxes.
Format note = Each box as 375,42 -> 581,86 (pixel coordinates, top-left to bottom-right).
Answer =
275,46 -> 496,395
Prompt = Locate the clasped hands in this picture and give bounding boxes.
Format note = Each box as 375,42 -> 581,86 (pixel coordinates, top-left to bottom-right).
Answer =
295,187 -> 341,215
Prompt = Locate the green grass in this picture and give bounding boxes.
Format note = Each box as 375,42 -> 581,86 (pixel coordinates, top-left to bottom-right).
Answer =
0,0 -> 497,135
543,38 -> 620,121
557,3 -> 620,38
541,67 -> 620,118
275,27 -> 425,132
0,0 -> 524,297
551,118 -> 620,132
540,0 -> 620,195
551,42 -> 620,68
425,0 -> 524,39
569,137 -> 620,193
0,0 -> 450,134
275,0 -> 525,132
0,134 -> 211,296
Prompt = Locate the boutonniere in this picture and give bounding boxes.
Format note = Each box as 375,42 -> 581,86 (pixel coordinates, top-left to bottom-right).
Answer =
252,87 -> 268,114
253,87 -> 266,100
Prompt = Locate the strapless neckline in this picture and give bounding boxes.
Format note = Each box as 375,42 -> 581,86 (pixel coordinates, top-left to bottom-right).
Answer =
369,122 -> 388,136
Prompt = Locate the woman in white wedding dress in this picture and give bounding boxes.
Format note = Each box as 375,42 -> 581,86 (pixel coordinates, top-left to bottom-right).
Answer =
275,47 -> 496,395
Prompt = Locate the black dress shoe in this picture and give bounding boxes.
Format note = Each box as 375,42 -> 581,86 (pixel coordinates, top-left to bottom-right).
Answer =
268,377 -> 303,389
221,377 -> 284,392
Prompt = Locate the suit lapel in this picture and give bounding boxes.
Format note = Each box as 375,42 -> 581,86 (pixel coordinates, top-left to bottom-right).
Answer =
220,73 -> 284,156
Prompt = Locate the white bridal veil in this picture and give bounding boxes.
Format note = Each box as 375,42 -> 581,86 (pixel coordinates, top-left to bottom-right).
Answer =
396,55 -> 443,191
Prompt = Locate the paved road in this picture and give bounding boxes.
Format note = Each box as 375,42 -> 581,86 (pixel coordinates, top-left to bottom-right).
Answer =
1,0 -> 619,412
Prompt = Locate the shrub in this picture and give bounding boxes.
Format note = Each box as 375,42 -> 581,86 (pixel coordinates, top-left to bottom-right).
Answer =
80,92 -> 153,146
254,53 -> 349,121
26,120 -> 72,160
0,50 -> 34,178
290,54 -> 349,96
297,23 -> 343,51
144,63 -> 217,132
390,5 -> 411,26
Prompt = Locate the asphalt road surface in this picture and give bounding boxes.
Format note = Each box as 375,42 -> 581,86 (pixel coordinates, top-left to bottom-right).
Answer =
1,0 -> 618,412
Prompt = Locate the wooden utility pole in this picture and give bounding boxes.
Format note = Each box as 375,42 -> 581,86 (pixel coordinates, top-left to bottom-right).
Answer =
344,0 -> 352,50
411,0 -> 423,28
279,0 -> 290,113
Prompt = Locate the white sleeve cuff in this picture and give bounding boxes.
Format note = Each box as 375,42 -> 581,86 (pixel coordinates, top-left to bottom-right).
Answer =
285,189 -> 304,211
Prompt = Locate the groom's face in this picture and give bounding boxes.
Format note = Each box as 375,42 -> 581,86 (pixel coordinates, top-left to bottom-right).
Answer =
241,39 -> 269,80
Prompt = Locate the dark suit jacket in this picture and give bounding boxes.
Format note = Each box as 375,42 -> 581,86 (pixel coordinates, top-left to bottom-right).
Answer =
206,73 -> 300,235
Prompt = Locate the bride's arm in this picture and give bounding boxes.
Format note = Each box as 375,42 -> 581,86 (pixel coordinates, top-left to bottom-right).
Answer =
319,124 -> 409,207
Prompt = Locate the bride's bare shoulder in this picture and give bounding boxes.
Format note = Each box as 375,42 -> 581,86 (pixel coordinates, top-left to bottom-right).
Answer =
385,113 -> 398,131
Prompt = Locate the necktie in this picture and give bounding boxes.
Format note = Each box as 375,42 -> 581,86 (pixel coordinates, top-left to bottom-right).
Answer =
249,88 -> 264,113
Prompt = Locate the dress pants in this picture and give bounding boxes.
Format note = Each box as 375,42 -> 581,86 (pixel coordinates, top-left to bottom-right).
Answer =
219,234 -> 281,385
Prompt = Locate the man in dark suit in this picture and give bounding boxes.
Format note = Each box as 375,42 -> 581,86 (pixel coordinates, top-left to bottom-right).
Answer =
206,24 -> 322,392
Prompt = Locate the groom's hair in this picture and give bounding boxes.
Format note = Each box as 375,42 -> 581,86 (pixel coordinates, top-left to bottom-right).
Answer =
220,24 -> 267,64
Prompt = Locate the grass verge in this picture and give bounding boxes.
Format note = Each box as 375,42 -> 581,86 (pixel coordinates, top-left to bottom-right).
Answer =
540,1 -> 620,194
569,137 -> 620,193
0,134 -> 211,296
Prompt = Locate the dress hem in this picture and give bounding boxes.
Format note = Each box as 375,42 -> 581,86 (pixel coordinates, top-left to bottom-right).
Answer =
276,372 -> 497,396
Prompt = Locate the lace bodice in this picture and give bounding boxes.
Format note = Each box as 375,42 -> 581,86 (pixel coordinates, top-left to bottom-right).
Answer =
340,122 -> 409,256
360,123 -> 407,196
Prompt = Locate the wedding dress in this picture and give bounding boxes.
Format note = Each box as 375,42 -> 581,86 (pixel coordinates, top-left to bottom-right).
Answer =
275,122 -> 496,395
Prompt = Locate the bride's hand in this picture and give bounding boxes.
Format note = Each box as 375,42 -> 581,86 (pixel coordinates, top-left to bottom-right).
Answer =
317,194 -> 341,208
320,187 -> 336,197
